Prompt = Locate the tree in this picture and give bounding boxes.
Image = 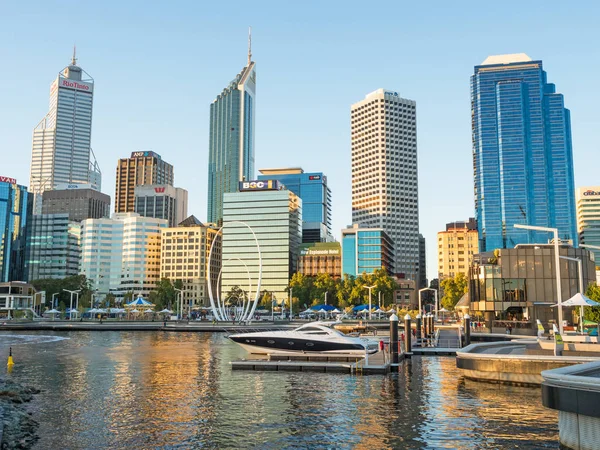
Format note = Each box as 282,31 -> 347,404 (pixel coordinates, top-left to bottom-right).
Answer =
226,285 -> 245,305
153,278 -> 179,310
313,273 -> 337,305
289,272 -> 314,308
585,283 -> 600,323
440,273 -> 468,310
31,275 -> 93,310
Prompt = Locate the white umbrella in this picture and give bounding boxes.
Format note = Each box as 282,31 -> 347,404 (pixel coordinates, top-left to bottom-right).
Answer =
130,309 -> 140,314
332,308 -> 341,313
44,309 -> 60,314
386,308 -> 396,314
143,309 -> 154,313
88,308 -> 98,314
97,308 -> 107,314
553,293 -> 600,333
159,309 -> 173,314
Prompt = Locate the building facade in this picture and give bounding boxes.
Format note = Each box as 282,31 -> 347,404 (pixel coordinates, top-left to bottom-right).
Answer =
418,234 -> 427,289
472,54 -> 577,251
221,181 -> 301,302
351,89 -> 419,280
30,53 -> 101,214
341,224 -> 395,277
160,216 -> 220,308
469,245 -> 596,331
437,218 -> 479,279
297,242 -> 341,278
25,214 -> 80,281
0,178 -> 32,282
258,168 -> 332,242
576,186 -> 600,271
42,183 -> 110,222
80,213 -> 167,297
114,152 -> 174,214
134,184 -> 188,227
207,46 -> 256,225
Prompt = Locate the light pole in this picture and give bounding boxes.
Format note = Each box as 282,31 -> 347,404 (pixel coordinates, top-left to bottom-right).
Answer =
174,288 -> 183,320
363,285 -> 376,320
418,288 -> 438,319
52,293 -> 59,309
63,289 -> 80,321
324,291 -> 328,306
560,255 -> 584,333
514,224 -> 563,334
289,287 -> 293,321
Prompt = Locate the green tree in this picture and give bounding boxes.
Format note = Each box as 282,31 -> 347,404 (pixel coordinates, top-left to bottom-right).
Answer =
153,278 -> 179,310
289,272 -> 314,309
440,273 -> 468,310
584,283 -> 600,323
31,274 -> 93,310
313,273 -> 337,306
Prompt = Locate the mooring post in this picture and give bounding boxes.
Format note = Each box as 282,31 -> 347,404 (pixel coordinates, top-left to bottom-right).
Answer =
404,314 -> 412,355
463,313 -> 471,346
416,314 -> 422,347
389,313 -> 399,365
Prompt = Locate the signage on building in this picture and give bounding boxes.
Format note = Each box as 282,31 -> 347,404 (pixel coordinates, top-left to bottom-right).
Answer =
299,244 -> 341,256
154,187 -> 166,193
385,91 -> 399,97
59,77 -> 93,93
239,180 -> 280,191
583,190 -> 600,196
308,175 -> 321,181
131,151 -> 161,159
0,176 -> 17,184
55,183 -> 92,190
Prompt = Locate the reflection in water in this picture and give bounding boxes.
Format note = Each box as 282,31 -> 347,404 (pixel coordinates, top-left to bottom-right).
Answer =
0,331 -> 558,449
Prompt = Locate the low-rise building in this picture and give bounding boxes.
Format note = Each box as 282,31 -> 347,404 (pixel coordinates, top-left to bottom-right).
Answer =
297,242 -> 341,278
437,218 -> 478,279
341,224 -> 395,277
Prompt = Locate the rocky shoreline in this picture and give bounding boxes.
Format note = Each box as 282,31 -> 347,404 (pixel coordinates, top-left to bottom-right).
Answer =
0,378 -> 39,449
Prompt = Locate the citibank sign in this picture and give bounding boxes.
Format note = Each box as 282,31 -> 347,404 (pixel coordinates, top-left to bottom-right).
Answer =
0,176 -> 17,184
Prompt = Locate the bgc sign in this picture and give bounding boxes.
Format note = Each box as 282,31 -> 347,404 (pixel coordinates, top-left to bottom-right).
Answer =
239,180 -> 280,192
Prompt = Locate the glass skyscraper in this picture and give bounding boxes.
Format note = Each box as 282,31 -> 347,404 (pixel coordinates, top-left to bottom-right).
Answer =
257,168 -> 332,242
0,178 -> 32,282
472,54 -> 577,251
207,43 -> 256,224
341,225 -> 395,277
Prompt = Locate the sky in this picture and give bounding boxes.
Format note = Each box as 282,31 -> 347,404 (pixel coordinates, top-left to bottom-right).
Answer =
1,0 -> 599,281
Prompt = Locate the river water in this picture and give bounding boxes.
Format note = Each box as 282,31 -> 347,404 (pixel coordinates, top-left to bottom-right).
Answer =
0,331 -> 558,449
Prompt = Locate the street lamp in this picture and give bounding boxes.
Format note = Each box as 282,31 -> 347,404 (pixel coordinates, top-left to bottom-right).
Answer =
63,289 -> 81,321
418,288 -> 438,319
174,288 -> 183,320
52,293 -> 59,309
363,285 -> 376,320
514,224 -> 564,334
560,255 -> 584,333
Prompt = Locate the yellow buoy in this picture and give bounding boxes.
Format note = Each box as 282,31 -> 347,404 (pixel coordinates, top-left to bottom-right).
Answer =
7,346 -> 14,366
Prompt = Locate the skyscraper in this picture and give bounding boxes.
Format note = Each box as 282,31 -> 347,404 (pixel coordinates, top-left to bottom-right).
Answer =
114,151 -> 174,214
351,89 -> 419,280
30,50 -> 101,213
576,187 -> 600,272
472,54 -> 577,251
134,184 -> 188,227
258,168 -> 332,242
207,32 -> 256,224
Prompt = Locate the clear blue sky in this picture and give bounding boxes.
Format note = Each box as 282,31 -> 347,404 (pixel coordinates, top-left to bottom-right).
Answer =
1,1 -> 598,281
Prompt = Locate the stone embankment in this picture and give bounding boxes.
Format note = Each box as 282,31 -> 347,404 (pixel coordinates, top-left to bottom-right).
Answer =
0,377 -> 39,449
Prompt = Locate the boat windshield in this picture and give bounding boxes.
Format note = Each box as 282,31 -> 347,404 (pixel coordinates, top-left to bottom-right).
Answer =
294,324 -> 346,336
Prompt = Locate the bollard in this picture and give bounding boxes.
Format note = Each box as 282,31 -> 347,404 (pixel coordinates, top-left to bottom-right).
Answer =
404,314 -> 412,354
463,313 -> 471,346
416,314 -> 422,346
389,313 -> 399,364
7,346 -> 14,367
431,313 -> 435,336
427,314 -> 433,346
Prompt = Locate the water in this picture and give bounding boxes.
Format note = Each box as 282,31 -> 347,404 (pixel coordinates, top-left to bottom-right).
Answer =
0,331 -> 558,449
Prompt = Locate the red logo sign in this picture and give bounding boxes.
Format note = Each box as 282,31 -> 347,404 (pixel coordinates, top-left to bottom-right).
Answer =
0,176 -> 16,184
60,79 -> 91,91
154,187 -> 165,193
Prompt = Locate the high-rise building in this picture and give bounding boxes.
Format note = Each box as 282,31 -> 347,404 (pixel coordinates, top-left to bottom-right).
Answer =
297,242 -> 341,278
221,180 -> 301,302
80,213 -> 167,297
576,187 -> 600,273
472,54 -> 577,251
437,218 -> 479,279
418,234 -> 427,289
134,184 -> 188,227
114,151 -> 174,214
207,34 -> 256,224
0,177 -> 32,282
160,216 -> 221,308
30,51 -> 101,214
258,168 -> 332,243
351,89 -> 419,280
341,224 -> 395,277
25,214 -> 80,281
42,183 -> 110,222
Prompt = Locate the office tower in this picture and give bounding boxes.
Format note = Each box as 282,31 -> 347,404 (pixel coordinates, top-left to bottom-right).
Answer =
114,151 -> 174,213
30,51 -> 101,213
25,214 -> 80,281
341,224 -> 395,277
207,32 -> 256,224
437,218 -> 479,279
297,242 -> 341,278
134,185 -> 188,227
418,234 -> 427,288
351,89 -> 419,280
160,216 -> 221,308
576,187 -> 600,272
80,213 -> 167,296
0,177 -> 32,281
221,180 -> 301,302
42,183 -> 110,222
472,54 -> 577,251
258,168 -> 332,242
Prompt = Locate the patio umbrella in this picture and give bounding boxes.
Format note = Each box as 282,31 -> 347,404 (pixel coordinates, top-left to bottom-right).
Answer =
332,308 -> 341,314
386,308 -> 396,314
43,309 -> 60,321
158,309 -> 173,314
553,293 -> 600,333
130,309 -> 140,314
143,309 -> 154,314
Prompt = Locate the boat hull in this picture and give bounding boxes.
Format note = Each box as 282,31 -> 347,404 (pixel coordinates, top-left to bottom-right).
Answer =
229,335 -> 374,356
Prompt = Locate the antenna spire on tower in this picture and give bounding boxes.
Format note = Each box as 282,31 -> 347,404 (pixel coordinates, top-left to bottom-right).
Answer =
71,45 -> 77,66
247,26 -> 252,65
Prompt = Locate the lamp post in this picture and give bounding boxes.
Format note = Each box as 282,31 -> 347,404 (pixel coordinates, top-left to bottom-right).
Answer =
418,288 -> 438,319
363,285 -> 376,320
174,288 -> 183,320
560,255 -> 584,333
63,289 -> 80,321
289,287 -> 293,321
514,224 -> 563,334
52,293 -> 59,309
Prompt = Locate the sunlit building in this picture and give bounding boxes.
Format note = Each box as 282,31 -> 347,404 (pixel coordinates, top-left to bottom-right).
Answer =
341,224 -> 395,277
297,242 -> 341,278
437,218 -> 479,279
134,184 -> 188,228
576,186 -> 600,280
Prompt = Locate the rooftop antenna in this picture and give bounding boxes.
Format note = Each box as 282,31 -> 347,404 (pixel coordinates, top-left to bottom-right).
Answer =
247,26 -> 252,65
71,45 -> 77,66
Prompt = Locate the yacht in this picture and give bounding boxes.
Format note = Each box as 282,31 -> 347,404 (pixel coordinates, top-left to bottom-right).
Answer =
228,322 -> 378,356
